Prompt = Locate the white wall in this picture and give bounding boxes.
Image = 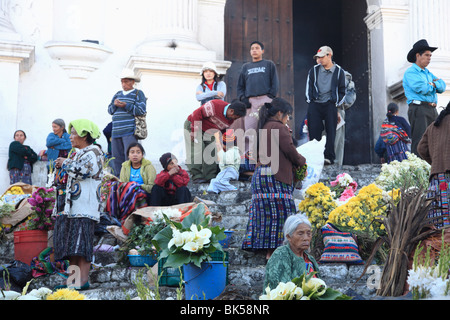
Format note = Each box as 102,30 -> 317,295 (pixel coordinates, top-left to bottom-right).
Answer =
0,0 -> 227,193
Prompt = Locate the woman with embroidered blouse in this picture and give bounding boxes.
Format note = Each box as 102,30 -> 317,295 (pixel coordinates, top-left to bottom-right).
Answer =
53,119 -> 104,291
263,214 -> 320,290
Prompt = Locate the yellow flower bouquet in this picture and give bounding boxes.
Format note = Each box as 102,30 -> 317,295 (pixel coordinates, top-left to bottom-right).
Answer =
298,183 -> 337,231
328,184 -> 387,240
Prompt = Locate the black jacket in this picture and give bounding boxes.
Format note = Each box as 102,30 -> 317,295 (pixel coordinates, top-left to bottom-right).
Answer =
306,64 -> 346,106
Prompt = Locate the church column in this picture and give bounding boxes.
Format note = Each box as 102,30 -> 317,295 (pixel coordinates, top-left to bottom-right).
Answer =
44,0 -> 112,79
127,0 -> 231,163
365,0 -> 410,144
0,0 -> 35,193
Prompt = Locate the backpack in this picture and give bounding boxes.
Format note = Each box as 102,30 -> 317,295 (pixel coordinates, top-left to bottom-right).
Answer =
342,71 -> 356,110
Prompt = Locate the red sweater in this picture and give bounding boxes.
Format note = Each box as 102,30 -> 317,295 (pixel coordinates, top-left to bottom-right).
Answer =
187,100 -> 234,136
154,168 -> 190,195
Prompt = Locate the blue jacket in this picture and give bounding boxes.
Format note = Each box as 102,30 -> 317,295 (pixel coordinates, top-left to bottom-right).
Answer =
46,132 -> 72,161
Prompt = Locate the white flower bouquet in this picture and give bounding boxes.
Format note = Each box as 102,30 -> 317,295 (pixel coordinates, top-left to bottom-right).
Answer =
152,203 -> 226,269
375,152 -> 431,192
259,272 -> 351,301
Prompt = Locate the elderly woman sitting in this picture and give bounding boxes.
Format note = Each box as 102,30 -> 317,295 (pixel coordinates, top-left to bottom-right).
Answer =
263,214 -> 320,290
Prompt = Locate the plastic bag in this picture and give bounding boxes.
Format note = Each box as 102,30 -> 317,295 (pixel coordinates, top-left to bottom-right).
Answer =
0,260 -> 32,291
297,138 -> 326,196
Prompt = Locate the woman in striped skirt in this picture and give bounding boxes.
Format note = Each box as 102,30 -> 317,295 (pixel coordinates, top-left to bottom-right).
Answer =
242,98 -> 306,259
418,102 -> 450,230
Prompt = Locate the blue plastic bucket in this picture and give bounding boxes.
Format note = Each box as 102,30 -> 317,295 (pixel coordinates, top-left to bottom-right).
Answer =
219,230 -> 234,249
183,261 -> 228,300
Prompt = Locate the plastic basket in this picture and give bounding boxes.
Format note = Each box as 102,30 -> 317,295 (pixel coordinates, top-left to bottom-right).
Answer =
128,255 -> 158,267
219,230 -> 234,249
158,257 -> 183,287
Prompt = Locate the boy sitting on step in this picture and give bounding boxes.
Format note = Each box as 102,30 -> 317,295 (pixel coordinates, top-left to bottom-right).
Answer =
149,153 -> 192,206
207,129 -> 241,194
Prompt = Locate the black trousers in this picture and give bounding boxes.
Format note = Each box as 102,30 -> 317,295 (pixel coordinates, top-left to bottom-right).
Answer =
408,104 -> 438,157
307,101 -> 338,162
149,185 -> 192,207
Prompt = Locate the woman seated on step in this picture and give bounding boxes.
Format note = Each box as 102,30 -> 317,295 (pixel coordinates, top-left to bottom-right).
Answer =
263,214 -> 320,291
103,142 -> 156,225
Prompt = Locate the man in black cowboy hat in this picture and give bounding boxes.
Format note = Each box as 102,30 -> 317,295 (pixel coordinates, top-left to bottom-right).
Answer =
403,39 -> 447,157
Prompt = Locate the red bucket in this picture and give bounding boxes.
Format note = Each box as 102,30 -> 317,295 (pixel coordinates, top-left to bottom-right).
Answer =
13,230 -> 48,265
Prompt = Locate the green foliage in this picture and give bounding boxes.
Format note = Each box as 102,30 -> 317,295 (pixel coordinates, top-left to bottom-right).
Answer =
152,203 -> 226,269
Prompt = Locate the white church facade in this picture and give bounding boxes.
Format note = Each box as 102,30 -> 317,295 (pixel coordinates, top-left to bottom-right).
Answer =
0,0 -> 449,193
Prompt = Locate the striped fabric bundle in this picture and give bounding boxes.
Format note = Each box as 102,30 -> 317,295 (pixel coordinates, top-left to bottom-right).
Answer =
106,181 -> 148,224
380,119 -> 411,145
319,223 -> 363,265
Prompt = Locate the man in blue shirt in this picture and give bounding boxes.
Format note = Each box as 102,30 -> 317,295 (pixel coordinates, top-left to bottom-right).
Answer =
403,39 -> 447,157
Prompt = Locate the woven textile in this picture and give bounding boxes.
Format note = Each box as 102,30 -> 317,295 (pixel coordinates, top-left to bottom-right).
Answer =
242,165 -> 296,250
319,223 -> 363,265
53,215 -> 96,262
9,162 -> 32,185
106,181 -> 148,224
385,140 -> 409,164
427,173 -> 450,229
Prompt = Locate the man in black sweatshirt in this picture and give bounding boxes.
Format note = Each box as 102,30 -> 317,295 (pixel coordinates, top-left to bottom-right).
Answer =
237,41 -> 279,157
306,46 -> 346,165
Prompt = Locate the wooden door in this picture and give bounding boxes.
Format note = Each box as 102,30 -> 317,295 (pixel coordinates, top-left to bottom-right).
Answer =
224,0 -> 294,126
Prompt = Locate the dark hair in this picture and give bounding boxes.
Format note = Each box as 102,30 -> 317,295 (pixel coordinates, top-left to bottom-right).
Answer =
258,97 -> 293,129
228,101 -> 247,117
250,41 -> 264,50
84,133 -> 95,145
200,73 -> 223,87
435,102 -> 450,127
127,142 -> 145,156
386,103 -> 399,118
13,130 -> 26,139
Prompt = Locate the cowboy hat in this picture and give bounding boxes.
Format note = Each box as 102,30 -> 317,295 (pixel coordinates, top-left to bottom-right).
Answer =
200,62 -> 219,76
120,68 -> 141,82
407,39 -> 438,63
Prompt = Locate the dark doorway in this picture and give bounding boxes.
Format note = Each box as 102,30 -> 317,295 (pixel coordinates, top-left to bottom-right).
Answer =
293,0 -> 371,165
224,0 -> 371,165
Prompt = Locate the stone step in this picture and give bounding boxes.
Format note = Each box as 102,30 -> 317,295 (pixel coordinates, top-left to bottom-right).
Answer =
1,164 -> 385,300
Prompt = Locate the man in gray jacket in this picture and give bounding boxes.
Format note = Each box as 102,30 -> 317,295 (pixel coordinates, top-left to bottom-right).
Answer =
306,46 -> 346,165
237,41 -> 279,158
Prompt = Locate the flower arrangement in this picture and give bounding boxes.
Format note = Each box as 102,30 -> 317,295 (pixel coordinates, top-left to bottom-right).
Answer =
152,204 -> 226,269
328,184 -> 387,239
26,187 -> 56,231
298,183 -> 337,230
407,235 -> 450,300
329,173 -> 358,205
0,280 -> 52,300
259,272 -> 350,300
46,288 -> 86,300
294,164 -> 308,182
375,152 -> 431,192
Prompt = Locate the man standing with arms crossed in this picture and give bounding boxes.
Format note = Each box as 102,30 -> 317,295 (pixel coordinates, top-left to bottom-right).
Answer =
237,41 -> 279,160
403,39 -> 447,157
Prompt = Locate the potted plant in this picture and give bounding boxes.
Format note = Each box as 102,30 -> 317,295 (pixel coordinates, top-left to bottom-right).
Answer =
152,203 -> 227,300
123,222 -> 162,267
13,187 -> 56,265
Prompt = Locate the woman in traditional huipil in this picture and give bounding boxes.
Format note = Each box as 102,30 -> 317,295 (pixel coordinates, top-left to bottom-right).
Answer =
242,98 -> 306,259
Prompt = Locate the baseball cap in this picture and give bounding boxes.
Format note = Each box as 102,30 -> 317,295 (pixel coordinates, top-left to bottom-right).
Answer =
313,46 -> 333,59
